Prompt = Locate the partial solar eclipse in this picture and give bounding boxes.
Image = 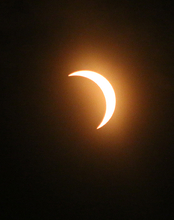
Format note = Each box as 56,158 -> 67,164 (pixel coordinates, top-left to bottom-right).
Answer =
68,70 -> 116,129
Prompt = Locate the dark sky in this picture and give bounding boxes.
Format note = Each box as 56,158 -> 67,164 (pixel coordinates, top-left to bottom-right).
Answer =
2,1 -> 174,219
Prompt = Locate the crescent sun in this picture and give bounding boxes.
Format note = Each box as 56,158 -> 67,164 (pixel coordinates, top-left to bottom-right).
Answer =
68,70 -> 116,129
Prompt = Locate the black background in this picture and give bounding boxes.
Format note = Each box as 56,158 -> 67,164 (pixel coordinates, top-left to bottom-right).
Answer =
2,1 -> 174,219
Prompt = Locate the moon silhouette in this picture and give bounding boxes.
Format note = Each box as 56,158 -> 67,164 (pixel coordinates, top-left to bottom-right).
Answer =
68,70 -> 116,129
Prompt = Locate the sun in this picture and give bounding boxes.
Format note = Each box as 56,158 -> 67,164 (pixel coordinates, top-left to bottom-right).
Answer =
68,70 -> 116,129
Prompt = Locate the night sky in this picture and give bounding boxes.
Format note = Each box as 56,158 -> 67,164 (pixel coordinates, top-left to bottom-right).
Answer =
2,1 -> 174,219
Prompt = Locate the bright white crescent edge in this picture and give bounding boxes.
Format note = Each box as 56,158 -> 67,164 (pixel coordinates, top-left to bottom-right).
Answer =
68,70 -> 116,129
